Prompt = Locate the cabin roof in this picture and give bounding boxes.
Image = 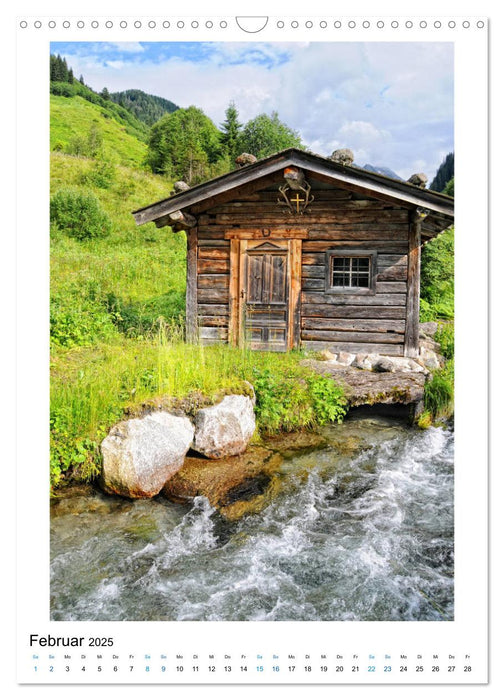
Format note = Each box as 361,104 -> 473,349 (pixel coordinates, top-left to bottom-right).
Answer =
133,148 -> 454,236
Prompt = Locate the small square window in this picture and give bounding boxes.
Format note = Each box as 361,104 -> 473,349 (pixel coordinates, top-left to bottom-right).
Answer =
331,256 -> 371,288
325,250 -> 377,294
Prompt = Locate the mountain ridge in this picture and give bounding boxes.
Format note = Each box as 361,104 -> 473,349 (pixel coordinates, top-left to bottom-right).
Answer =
359,163 -> 403,181
110,89 -> 179,126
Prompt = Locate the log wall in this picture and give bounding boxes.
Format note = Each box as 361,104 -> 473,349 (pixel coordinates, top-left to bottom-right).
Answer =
192,186 -> 411,354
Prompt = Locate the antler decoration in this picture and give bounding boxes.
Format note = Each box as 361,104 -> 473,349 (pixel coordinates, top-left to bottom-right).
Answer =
277,167 -> 314,214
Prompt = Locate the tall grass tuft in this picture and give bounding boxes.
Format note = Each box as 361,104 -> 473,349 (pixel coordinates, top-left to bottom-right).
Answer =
424,360 -> 455,420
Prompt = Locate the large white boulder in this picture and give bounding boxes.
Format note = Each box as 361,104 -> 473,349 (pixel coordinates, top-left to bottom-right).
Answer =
101,412 -> 194,498
352,353 -> 381,370
418,346 -> 441,370
193,394 -> 256,459
374,356 -> 425,373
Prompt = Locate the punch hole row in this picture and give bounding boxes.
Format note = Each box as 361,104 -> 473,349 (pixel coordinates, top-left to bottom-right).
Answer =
19,18 -> 486,30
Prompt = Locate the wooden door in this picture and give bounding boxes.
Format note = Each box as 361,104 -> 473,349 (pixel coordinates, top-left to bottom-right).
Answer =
228,235 -> 302,352
244,244 -> 289,351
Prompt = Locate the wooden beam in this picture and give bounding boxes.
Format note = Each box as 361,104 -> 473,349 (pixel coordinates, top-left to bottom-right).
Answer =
302,318 -> 406,332
302,304 -> 406,319
190,172 -> 284,215
228,239 -> 240,346
238,241 -> 248,347
302,340 -> 404,356
302,292 -> 407,306
301,330 -> 405,343
132,156 -> 288,225
290,239 -> 302,349
185,228 -> 198,344
225,228 -> 308,240
404,212 -> 422,357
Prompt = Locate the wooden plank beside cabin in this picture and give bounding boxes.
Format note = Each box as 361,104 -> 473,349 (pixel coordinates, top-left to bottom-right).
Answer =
185,228 -> 198,344
302,341 -> 405,356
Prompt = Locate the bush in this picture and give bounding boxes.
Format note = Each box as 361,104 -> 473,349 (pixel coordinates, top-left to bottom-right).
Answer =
50,188 -> 112,240
50,82 -> 77,97
435,321 -> 454,360
419,298 -> 436,323
252,368 -> 347,433
305,374 -> 348,425
80,160 -> 116,189
50,407 -> 111,489
50,285 -> 118,348
420,227 -> 454,320
67,125 -> 104,158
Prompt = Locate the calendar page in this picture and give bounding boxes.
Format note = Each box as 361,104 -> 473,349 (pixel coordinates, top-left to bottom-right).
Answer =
12,0 -> 491,692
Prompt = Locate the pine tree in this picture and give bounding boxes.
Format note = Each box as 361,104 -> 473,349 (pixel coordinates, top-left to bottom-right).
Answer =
220,102 -> 242,162
50,54 -> 64,82
100,87 -> 110,101
50,54 -> 70,82
50,55 -> 57,81
430,153 -> 454,192
61,56 -> 69,82
79,75 -> 85,85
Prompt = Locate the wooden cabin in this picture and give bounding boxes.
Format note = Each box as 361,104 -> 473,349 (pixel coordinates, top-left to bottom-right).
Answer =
133,148 -> 454,357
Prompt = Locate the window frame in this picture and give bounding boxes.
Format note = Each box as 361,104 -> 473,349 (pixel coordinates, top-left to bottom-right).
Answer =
325,249 -> 378,295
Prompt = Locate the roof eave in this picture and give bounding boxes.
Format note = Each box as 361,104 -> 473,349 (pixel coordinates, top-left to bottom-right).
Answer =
132,151 -> 292,225
132,149 -> 454,225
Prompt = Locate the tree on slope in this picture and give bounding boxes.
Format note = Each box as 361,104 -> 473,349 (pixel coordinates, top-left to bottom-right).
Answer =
220,102 -> 242,162
50,54 -> 70,83
147,106 -> 223,184
430,152 -> 454,192
237,111 -> 304,159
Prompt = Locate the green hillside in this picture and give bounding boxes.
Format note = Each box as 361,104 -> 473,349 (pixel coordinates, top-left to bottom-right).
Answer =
51,95 -> 149,168
50,85 -> 186,487
51,151 -> 186,342
110,89 -> 179,126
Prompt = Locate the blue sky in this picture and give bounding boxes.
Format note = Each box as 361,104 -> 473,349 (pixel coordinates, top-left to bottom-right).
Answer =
51,41 -> 454,180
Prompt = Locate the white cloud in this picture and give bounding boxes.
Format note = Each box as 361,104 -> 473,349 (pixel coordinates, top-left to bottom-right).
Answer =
56,41 -> 453,180
338,121 -> 391,143
105,60 -> 126,70
110,42 -> 145,54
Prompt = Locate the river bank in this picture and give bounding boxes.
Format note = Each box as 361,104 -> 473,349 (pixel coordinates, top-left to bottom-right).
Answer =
50,413 -> 454,621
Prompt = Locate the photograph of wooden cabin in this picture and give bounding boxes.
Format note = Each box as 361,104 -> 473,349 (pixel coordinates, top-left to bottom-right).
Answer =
133,148 -> 454,358
49,40 -> 456,622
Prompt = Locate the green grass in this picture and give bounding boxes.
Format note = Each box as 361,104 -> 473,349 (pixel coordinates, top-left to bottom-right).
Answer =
423,360 -> 454,421
50,150 -> 194,488
417,321 -> 454,429
50,337 -> 347,489
435,321 -> 454,360
51,153 -> 186,344
50,95 -> 148,167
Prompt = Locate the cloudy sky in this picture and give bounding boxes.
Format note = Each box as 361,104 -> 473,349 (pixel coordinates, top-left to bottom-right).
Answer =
51,41 -> 453,180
